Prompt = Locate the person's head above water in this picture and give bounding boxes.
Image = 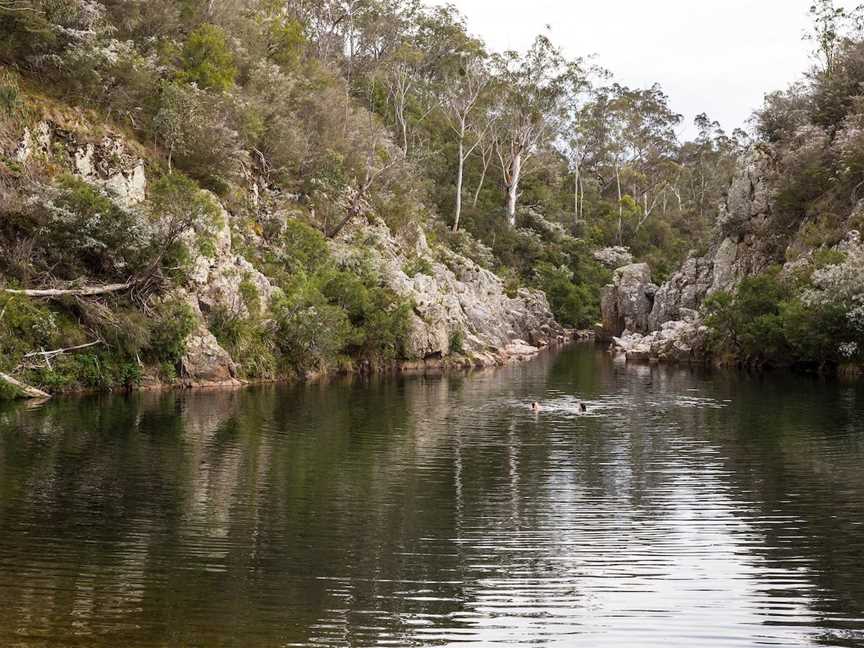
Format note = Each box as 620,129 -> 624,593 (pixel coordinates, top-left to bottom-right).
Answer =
531,402 -> 541,411
579,402 -> 588,413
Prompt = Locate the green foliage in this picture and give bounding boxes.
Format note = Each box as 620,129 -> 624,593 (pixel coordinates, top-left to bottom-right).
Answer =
0,293 -> 67,371
31,351 -> 142,391
0,69 -> 22,117
239,275 -> 261,317
152,81 -> 244,187
25,175 -> 150,280
281,220 -> 330,275
404,256 -> 434,278
209,306 -> 277,380
534,262 -> 595,329
148,299 -> 196,367
704,271 -> 791,364
272,289 -> 353,375
0,292 -> 144,393
266,17 -> 305,69
149,172 -> 223,271
704,268 -> 864,368
449,329 -> 464,355
179,24 -> 237,91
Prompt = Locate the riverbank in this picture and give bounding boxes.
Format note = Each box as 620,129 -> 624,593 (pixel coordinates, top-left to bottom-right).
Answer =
2,332 -> 589,401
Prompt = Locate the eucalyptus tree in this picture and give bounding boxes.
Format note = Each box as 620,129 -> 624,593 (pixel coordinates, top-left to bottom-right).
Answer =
441,49 -> 493,232
491,36 -> 584,227
806,0 -> 864,77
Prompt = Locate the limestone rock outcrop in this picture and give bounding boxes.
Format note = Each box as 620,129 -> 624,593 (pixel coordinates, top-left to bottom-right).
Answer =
612,318 -> 710,365
600,148 -> 779,364
600,263 -> 657,338
186,204 -> 280,320
335,221 -> 568,367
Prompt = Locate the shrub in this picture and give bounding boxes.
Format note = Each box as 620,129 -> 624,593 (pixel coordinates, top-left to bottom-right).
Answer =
534,262 -> 594,329
152,82 -> 245,187
239,274 -> 261,316
281,220 -> 331,275
320,270 -> 411,363
0,293 -> 65,371
449,330 -> 464,355
0,69 -> 22,117
148,172 -> 223,267
208,306 -> 277,379
148,299 -> 196,366
704,264 -> 864,368
272,289 -> 352,374
704,270 -> 791,364
34,175 -> 149,279
404,256 -> 434,278
179,24 -> 237,91
266,17 -> 305,70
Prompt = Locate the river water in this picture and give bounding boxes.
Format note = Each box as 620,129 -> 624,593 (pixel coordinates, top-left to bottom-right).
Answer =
0,345 -> 863,647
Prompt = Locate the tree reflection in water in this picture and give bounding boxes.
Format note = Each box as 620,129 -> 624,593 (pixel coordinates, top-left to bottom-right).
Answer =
0,346 -> 862,647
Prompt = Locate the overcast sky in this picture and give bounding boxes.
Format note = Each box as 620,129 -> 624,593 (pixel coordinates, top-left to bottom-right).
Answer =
436,0 -> 858,134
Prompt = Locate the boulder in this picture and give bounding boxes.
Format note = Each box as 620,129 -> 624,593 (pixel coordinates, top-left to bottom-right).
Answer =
649,257 -> 714,330
593,246 -> 634,269
601,263 -> 657,337
612,319 -> 710,365
181,327 -> 238,384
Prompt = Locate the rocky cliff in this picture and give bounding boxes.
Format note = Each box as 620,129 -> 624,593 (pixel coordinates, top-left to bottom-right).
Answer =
599,147 -> 796,363
3,112 -> 568,394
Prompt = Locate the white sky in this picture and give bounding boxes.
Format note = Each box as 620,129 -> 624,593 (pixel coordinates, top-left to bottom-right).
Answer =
436,0 -> 859,134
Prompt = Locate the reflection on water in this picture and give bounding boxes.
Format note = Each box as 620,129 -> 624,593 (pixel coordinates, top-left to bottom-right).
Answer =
0,345 -> 863,647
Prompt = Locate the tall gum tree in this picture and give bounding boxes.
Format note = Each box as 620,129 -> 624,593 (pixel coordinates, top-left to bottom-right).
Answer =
442,53 -> 492,232
491,36 -> 583,227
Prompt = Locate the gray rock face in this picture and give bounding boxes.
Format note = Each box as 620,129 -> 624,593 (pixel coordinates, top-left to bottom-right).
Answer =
334,221 -> 567,364
612,319 -> 710,365
179,205 -> 282,382
602,148 -> 780,362
649,257 -> 714,330
187,205 -> 280,320
600,263 -> 657,337
74,137 -> 147,207
607,148 -> 778,342
14,121 -> 148,207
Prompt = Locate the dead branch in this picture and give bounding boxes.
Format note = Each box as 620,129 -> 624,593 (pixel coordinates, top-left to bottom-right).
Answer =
0,372 -> 51,400
22,341 -> 102,361
3,281 -> 137,298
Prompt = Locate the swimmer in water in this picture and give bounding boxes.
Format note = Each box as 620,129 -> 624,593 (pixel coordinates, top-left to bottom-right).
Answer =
531,402 -> 541,412
579,402 -> 588,413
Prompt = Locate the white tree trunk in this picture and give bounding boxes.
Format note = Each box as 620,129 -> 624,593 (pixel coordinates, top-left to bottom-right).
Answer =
453,138 -> 465,233
615,163 -> 623,243
0,372 -> 50,399
473,147 -> 491,208
579,177 -> 585,224
506,151 -> 522,227
573,163 -> 580,225
3,282 -> 137,298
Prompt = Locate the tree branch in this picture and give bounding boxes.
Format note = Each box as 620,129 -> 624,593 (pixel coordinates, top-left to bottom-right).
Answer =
0,372 -> 51,400
3,281 -> 137,298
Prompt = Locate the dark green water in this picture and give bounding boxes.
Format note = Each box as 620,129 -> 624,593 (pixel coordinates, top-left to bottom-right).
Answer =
1,345 -> 863,647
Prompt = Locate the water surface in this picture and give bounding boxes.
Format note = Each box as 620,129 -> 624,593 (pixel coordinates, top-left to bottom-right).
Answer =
1,345 -> 863,647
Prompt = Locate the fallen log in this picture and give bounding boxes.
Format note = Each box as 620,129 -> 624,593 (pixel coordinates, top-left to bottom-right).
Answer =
2,282 -> 136,298
0,372 -> 51,400
22,341 -> 102,361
